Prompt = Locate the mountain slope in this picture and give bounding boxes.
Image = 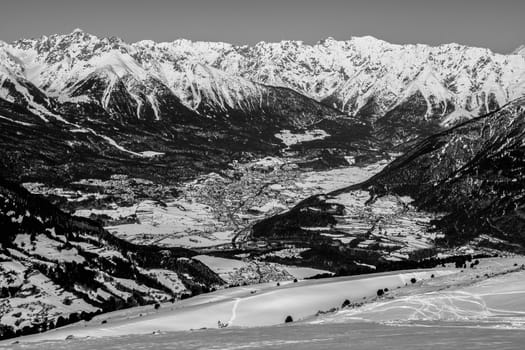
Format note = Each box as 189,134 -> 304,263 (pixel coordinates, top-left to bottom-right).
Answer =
0,31 -> 523,184
0,178 -> 224,339
3,31 -> 371,183
350,97 -> 525,245
131,35 -> 525,123
5,31 -> 525,134
251,98 -> 525,271
5,31 -> 344,127
0,88 -> 366,186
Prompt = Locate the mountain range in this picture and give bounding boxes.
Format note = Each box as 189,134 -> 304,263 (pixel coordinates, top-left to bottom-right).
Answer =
1,30 -> 524,183
3,30 -> 525,122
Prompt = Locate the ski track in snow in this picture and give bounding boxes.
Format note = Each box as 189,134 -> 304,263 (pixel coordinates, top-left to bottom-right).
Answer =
227,298 -> 241,326
322,282 -> 525,325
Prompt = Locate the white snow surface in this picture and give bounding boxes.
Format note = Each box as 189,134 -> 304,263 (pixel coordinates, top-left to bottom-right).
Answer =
5,258 -> 525,349
194,255 -> 329,283
105,199 -> 233,248
10,269 -> 454,343
316,258 -> 525,328
275,129 -> 330,147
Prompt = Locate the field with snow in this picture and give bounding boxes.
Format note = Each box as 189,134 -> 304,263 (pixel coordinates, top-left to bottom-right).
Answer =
6,269 -> 453,343
275,129 -> 330,147
316,190 -> 443,260
4,257 -> 525,349
104,200 -> 232,248
59,156 -> 390,250
194,254 -> 330,285
315,257 -> 525,329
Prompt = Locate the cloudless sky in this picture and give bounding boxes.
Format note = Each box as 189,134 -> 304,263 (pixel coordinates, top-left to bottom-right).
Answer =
0,0 -> 523,53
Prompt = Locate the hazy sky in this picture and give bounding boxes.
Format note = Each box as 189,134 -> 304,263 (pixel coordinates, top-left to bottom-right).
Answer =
1,0 -> 523,53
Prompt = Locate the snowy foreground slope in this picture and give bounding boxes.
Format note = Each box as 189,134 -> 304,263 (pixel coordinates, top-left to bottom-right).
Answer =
4,257 -> 525,349
6,270 -> 452,341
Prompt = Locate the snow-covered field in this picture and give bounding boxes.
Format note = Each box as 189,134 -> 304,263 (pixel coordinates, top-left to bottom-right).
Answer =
4,258 -> 525,349
5,257 -> 525,349
316,261 -> 525,329
103,199 -> 233,248
316,191 -> 443,259
275,129 -> 330,147
6,268 -> 454,344
298,159 -> 389,193
194,255 -> 330,284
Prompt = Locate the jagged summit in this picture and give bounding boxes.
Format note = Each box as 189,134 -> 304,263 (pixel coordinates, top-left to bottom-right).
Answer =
7,29 -> 507,60
2,30 -> 523,126
513,45 -> 525,56
1,30 -> 524,151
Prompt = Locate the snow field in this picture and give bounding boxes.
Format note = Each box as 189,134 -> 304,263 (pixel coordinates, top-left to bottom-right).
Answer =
12,269 -> 454,342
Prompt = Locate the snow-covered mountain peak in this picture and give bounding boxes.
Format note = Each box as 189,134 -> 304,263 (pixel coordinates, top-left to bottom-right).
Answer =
317,36 -> 336,44
347,35 -> 389,48
10,30 -> 130,62
0,42 -> 24,76
71,27 -> 85,34
2,32 -> 525,128
513,45 -> 525,56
